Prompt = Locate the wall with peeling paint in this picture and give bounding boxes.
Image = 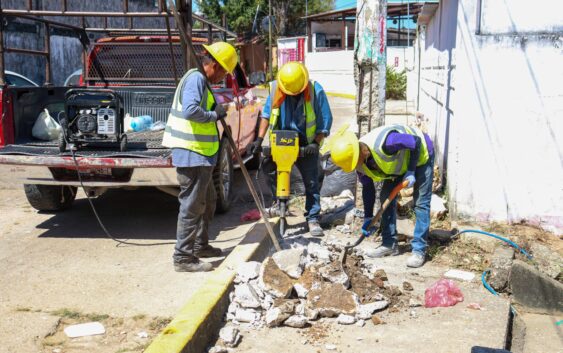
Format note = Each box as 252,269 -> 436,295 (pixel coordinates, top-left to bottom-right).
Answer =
410,0 -> 563,234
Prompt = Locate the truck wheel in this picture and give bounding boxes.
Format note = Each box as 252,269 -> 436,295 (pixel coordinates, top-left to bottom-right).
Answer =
214,138 -> 233,213
23,184 -> 77,212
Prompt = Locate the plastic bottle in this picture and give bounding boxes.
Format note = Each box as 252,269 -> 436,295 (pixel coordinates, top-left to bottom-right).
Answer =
130,115 -> 153,132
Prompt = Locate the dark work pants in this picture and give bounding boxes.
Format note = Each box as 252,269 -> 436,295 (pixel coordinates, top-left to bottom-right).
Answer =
173,166 -> 217,262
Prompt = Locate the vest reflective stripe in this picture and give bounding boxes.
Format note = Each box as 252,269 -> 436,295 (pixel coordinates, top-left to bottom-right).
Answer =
268,80 -> 317,144
162,69 -> 219,156
359,125 -> 430,179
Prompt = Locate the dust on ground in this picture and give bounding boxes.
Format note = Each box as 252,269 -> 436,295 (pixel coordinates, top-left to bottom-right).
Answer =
40,309 -> 170,353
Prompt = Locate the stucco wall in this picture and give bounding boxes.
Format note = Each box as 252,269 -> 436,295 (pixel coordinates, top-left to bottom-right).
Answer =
305,50 -> 356,96
410,0 -> 563,234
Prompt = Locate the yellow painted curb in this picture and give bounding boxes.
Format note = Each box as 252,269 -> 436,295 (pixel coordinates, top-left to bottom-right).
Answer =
144,220 -> 277,353
325,91 -> 356,100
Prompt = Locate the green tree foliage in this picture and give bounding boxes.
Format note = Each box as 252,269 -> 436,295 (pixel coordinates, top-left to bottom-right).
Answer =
196,0 -> 334,36
386,66 -> 407,100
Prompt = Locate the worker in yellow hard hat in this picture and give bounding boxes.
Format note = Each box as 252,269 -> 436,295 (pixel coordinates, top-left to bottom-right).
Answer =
249,62 -> 333,237
162,41 -> 238,272
330,125 -> 435,268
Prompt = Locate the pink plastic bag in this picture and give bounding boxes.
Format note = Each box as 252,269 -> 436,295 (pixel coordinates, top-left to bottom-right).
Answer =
240,209 -> 261,222
424,279 -> 464,308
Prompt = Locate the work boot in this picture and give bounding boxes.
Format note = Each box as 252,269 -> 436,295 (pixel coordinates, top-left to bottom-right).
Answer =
365,243 -> 399,258
308,220 -> 325,237
406,252 -> 426,268
174,259 -> 213,272
194,245 -> 223,258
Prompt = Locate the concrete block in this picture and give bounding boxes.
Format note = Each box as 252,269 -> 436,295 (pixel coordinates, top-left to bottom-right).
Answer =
529,243 -> 562,280
234,283 -> 261,309
236,261 -> 261,283
272,248 -> 306,279
258,257 -> 294,298
488,247 -> 514,292
218,326 -> 241,348
510,260 -> 563,315
265,308 -> 290,328
284,315 -> 308,328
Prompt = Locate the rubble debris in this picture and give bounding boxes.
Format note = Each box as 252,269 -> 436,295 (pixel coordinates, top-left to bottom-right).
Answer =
402,281 -> 414,291
374,269 -> 388,281
258,257 -> 294,298
219,326 -> 241,347
430,194 -> 448,219
294,267 -> 323,298
444,269 -> 476,282
307,283 -> 358,317
356,301 -> 389,320
234,283 -> 261,308
424,279 -> 464,308
209,346 -> 230,353
284,315 -> 308,328
410,310 -> 418,318
371,315 -> 383,325
272,248 -> 306,279
337,314 -> 356,325
235,308 -> 260,323
307,242 -> 331,263
356,319 -> 365,327
319,262 -> 350,287
385,285 -> 403,297
335,224 -> 352,234
459,230 -> 497,253
236,261 -> 261,283
265,308 -> 291,328
467,303 -> 483,310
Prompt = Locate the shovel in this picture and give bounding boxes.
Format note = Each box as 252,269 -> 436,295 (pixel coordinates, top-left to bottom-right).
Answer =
339,180 -> 409,266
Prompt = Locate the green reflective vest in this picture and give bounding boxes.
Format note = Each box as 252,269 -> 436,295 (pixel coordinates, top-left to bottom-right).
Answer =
360,125 -> 430,181
162,69 -> 219,156
268,80 -> 317,144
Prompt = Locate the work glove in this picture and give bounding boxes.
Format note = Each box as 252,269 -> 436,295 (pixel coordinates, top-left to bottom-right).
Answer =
214,104 -> 227,121
249,137 -> 264,155
303,142 -> 320,156
403,171 -> 416,188
361,217 -> 376,237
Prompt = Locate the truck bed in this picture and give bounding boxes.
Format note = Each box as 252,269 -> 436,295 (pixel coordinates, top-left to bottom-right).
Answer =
0,130 -> 170,159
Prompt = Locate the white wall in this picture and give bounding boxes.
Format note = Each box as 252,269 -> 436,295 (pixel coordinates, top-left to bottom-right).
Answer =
410,0 -> 563,234
387,46 -> 415,72
305,50 -> 355,96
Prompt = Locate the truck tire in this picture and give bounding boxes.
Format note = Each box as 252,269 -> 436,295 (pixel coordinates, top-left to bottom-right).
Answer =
23,184 -> 77,212
214,138 -> 233,213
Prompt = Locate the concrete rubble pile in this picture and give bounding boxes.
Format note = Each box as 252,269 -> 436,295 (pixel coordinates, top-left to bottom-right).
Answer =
224,237 -> 415,331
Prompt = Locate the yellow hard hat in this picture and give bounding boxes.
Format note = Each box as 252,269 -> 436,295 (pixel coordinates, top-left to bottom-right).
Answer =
277,62 -> 309,95
330,131 -> 360,173
203,42 -> 238,74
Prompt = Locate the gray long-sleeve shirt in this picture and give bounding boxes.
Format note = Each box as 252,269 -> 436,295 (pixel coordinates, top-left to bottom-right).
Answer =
171,71 -> 218,167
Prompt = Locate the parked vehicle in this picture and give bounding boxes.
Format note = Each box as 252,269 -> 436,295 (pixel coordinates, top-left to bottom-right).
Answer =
3,70 -> 38,87
0,36 -> 263,213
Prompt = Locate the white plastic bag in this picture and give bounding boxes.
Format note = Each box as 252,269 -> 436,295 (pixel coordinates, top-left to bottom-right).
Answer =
32,109 -> 62,141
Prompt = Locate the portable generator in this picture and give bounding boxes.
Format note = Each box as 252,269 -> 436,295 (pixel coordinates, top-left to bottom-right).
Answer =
59,89 -> 127,152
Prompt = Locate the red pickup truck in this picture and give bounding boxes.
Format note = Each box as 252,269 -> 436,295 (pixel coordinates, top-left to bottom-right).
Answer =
0,36 -> 262,213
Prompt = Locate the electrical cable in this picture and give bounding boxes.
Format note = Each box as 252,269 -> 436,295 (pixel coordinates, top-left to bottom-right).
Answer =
57,112 -> 174,247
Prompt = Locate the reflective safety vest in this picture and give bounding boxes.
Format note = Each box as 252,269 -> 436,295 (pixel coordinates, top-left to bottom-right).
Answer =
268,80 -> 317,144
359,125 -> 430,181
162,68 -> 219,156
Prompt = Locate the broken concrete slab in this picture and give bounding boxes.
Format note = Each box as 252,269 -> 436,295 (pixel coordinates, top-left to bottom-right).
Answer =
235,308 -> 260,323
459,231 -> 498,253
259,257 -> 294,299
337,314 -> 357,325
488,246 -> 515,292
264,308 -> 291,328
236,261 -> 261,283
307,242 -> 331,263
518,313 -> 563,353
319,262 -> 350,288
356,301 -> 389,320
284,315 -> 308,328
234,283 -> 262,309
218,326 -> 241,348
529,243 -> 562,280
510,260 -> 563,315
307,283 -> 358,317
272,248 -> 306,279
293,267 -> 323,298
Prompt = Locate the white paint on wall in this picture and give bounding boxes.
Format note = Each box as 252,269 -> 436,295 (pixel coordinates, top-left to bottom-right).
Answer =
410,0 -> 563,234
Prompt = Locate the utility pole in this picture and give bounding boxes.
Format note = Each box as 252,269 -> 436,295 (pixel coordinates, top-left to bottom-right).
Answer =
306,0 -> 308,36
354,0 -> 387,209
268,0 -> 273,80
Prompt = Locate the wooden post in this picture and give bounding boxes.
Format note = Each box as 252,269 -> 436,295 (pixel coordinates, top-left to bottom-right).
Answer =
44,23 -> 52,86
207,24 -> 213,44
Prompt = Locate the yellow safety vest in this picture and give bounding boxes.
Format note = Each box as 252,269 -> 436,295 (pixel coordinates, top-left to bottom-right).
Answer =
162,69 -> 219,156
360,125 -> 430,181
268,80 -> 317,144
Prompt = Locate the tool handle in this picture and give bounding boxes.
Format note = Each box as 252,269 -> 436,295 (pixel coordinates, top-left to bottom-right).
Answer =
369,180 -> 409,228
